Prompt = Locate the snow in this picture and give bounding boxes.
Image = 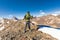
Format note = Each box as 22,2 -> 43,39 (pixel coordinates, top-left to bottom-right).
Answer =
38,27 -> 60,40
0,18 -> 4,24
0,26 -> 5,31
7,21 -> 9,24
52,14 -> 58,16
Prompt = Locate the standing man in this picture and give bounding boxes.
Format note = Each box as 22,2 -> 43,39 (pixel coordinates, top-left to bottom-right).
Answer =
24,11 -> 33,33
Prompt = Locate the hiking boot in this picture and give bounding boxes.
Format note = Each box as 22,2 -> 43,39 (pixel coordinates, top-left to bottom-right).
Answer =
24,31 -> 26,33
29,30 -> 32,32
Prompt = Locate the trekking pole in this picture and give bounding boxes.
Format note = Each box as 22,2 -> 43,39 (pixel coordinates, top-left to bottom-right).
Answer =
31,21 -> 38,30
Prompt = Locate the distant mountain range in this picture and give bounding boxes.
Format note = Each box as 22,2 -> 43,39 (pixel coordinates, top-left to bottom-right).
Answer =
32,14 -> 60,28
0,14 -> 60,28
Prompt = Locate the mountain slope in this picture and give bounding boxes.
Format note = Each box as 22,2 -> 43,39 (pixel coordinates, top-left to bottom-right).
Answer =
32,14 -> 60,28
0,18 -> 57,40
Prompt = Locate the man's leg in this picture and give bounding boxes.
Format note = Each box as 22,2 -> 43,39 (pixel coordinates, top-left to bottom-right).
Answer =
24,22 -> 27,33
28,21 -> 31,30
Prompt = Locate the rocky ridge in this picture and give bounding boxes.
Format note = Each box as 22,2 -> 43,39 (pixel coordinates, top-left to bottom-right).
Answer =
0,17 -> 57,40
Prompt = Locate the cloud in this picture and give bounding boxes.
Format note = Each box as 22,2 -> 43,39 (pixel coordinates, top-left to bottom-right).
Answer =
54,11 -> 60,14
49,11 -> 60,14
9,15 -> 13,17
50,11 -> 60,16
32,10 -> 47,17
39,10 -> 46,15
6,15 -> 14,19
33,10 -> 60,17
36,10 -> 46,17
36,10 -> 60,17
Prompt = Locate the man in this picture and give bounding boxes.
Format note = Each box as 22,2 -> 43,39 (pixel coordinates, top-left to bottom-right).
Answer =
24,11 -> 32,33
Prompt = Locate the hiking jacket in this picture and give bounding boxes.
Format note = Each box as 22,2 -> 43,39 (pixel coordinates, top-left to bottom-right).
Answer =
24,13 -> 32,22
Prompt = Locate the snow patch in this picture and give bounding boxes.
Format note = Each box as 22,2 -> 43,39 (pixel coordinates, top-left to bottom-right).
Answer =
7,21 -> 9,24
38,27 -> 60,40
0,26 -> 5,31
52,14 -> 58,16
0,18 -> 4,24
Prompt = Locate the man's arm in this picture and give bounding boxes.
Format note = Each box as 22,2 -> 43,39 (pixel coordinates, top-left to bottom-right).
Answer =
30,15 -> 33,19
24,15 -> 26,19
23,15 -> 26,20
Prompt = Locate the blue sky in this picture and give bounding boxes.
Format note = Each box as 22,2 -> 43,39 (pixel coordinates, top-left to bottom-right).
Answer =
0,0 -> 60,18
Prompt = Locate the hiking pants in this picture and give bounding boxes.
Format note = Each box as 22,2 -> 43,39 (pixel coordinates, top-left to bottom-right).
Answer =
24,21 -> 31,32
